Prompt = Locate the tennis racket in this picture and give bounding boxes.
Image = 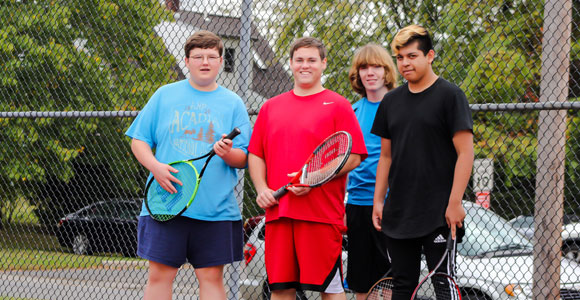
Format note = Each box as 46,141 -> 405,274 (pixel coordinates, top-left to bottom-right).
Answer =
272,131 -> 352,200
144,127 -> 241,222
366,272 -> 393,300
410,230 -> 461,300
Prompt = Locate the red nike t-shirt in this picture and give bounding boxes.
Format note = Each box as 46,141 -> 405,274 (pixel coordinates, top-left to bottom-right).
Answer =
249,89 -> 367,225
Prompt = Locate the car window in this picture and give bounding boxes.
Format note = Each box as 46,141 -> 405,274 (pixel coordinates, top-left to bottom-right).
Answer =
116,202 -> 140,220
459,204 -> 532,257
510,216 -> 535,229
90,202 -> 117,218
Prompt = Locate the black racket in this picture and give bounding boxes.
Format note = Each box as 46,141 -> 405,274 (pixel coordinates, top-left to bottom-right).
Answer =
410,230 -> 462,300
366,272 -> 393,300
272,131 -> 352,199
144,127 -> 241,222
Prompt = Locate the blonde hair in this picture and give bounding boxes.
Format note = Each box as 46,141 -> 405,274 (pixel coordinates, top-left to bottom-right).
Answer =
349,44 -> 398,97
391,25 -> 433,56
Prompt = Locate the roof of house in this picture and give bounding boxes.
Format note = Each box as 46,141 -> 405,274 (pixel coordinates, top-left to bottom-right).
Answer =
173,11 -> 293,101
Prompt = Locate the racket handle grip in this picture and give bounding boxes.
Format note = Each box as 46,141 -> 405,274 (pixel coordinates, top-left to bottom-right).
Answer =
224,127 -> 241,140
447,229 -> 456,250
272,185 -> 289,200
208,128 -> 241,157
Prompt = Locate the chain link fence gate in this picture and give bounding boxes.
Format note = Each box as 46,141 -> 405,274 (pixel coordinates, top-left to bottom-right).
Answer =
1,0 -> 580,299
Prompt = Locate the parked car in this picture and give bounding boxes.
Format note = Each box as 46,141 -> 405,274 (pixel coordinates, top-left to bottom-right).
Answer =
508,214 -> 580,263
56,199 -> 142,257
241,202 -> 580,300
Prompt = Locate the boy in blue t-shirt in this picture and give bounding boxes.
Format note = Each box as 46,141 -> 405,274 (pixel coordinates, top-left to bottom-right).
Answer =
125,30 -> 250,300
346,44 -> 398,300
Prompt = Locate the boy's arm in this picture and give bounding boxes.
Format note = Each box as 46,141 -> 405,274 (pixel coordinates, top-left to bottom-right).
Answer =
446,130 -> 474,239
372,138 -> 391,231
213,134 -> 247,168
130,139 -> 181,194
336,154 -> 362,177
248,153 -> 278,209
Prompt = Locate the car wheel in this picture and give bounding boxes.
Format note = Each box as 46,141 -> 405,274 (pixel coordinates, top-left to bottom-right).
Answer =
563,243 -> 580,263
72,234 -> 92,255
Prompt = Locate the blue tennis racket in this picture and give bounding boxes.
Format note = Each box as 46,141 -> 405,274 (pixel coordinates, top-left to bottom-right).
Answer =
144,127 -> 241,222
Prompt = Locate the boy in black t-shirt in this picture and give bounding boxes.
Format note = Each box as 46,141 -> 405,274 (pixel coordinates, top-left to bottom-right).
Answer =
371,25 -> 474,300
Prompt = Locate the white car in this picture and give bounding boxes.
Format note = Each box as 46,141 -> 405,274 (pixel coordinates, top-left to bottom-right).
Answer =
508,214 -> 580,263
241,202 -> 580,300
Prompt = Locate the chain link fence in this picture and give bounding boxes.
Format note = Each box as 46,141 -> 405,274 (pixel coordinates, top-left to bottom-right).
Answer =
1,0 -> 580,299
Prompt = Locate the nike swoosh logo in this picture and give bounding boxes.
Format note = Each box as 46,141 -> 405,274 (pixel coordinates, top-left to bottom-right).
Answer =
323,102 -> 334,105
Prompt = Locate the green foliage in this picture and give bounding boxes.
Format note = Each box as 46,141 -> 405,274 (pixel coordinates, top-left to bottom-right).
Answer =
0,0 -> 177,226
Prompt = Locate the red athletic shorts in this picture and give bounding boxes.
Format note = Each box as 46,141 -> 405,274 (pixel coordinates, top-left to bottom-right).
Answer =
265,218 -> 345,292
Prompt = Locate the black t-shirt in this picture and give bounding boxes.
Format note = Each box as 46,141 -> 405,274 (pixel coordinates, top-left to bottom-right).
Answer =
371,78 -> 473,239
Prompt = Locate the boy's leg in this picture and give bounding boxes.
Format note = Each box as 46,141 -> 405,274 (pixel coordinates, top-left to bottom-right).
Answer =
294,220 -> 345,295
265,218 -> 300,298
271,289 -> 297,300
345,204 -> 390,300
144,260 -> 179,300
185,219 -> 243,299
137,216 -> 190,300
384,235 -> 422,300
195,265 -> 226,300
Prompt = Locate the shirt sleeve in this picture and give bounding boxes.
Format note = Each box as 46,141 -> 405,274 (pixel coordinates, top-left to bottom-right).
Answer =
248,101 -> 268,158
125,89 -> 161,148
371,98 -> 390,139
447,88 -> 473,134
232,99 -> 251,153
335,98 -> 368,160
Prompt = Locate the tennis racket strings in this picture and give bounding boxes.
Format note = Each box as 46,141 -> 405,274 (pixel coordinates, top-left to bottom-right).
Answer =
302,132 -> 351,184
365,277 -> 393,300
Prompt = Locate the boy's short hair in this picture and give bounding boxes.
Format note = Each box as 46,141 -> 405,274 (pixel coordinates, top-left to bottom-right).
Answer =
184,30 -> 224,57
391,25 -> 433,56
349,44 -> 398,97
289,37 -> 327,60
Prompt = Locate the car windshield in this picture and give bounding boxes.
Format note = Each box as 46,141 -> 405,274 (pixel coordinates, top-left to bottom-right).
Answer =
458,204 -> 533,257
509,216 -> 535,229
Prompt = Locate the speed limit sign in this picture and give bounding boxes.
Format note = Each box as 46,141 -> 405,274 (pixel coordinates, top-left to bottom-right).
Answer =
473,158 -> 494,192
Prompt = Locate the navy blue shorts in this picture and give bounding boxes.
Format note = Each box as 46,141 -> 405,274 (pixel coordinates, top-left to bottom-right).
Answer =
137,216 -> 243,268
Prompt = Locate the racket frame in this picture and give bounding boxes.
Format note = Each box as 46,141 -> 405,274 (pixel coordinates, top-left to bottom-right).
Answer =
272,130 -> 353,199
144,127 -> 241,222
410,229 -> 462,300
365,275 -> 394,300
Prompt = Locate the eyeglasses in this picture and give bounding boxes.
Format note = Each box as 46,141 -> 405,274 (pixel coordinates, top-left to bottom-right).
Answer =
188,55 -> 221,63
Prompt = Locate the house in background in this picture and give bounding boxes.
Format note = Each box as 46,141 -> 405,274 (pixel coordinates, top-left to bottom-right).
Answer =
156,0 -> 292,114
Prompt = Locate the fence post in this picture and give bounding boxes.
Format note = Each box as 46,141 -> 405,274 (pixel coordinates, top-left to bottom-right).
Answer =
534,0 -> 572,299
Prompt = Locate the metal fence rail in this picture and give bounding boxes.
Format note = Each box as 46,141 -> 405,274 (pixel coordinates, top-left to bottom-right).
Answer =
1,0 -> 580,300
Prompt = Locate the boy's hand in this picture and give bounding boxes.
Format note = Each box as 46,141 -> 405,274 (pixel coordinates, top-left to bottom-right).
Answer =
286,172 -> 312,196
372,202 -> 384,231
213,133 -> 234,158
445,200 -> 466,240
256,188 -> 278,209
151,161 -> 182,194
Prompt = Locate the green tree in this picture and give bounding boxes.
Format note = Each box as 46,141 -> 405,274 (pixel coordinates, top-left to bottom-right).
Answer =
0,0 -> 177,226
257,0 -> 580,215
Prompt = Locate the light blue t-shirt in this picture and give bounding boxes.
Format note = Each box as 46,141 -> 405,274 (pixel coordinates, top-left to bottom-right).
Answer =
347,97 -> 382,206
125,80 -> 251,221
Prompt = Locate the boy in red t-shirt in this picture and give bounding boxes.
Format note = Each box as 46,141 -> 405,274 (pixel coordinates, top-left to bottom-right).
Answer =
248,37 -> 367,300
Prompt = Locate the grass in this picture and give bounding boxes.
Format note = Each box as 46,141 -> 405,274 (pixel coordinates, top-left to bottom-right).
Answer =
0,223 -> 142,271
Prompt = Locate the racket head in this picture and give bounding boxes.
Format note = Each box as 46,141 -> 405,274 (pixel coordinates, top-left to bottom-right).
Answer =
144,161 -> 200,222
301,130 -> 352,186
410,273 -> 462,300
366,277 -> 393,300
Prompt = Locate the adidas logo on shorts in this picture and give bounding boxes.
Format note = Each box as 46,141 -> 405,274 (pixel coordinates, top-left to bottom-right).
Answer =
433,234 -> 446,244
